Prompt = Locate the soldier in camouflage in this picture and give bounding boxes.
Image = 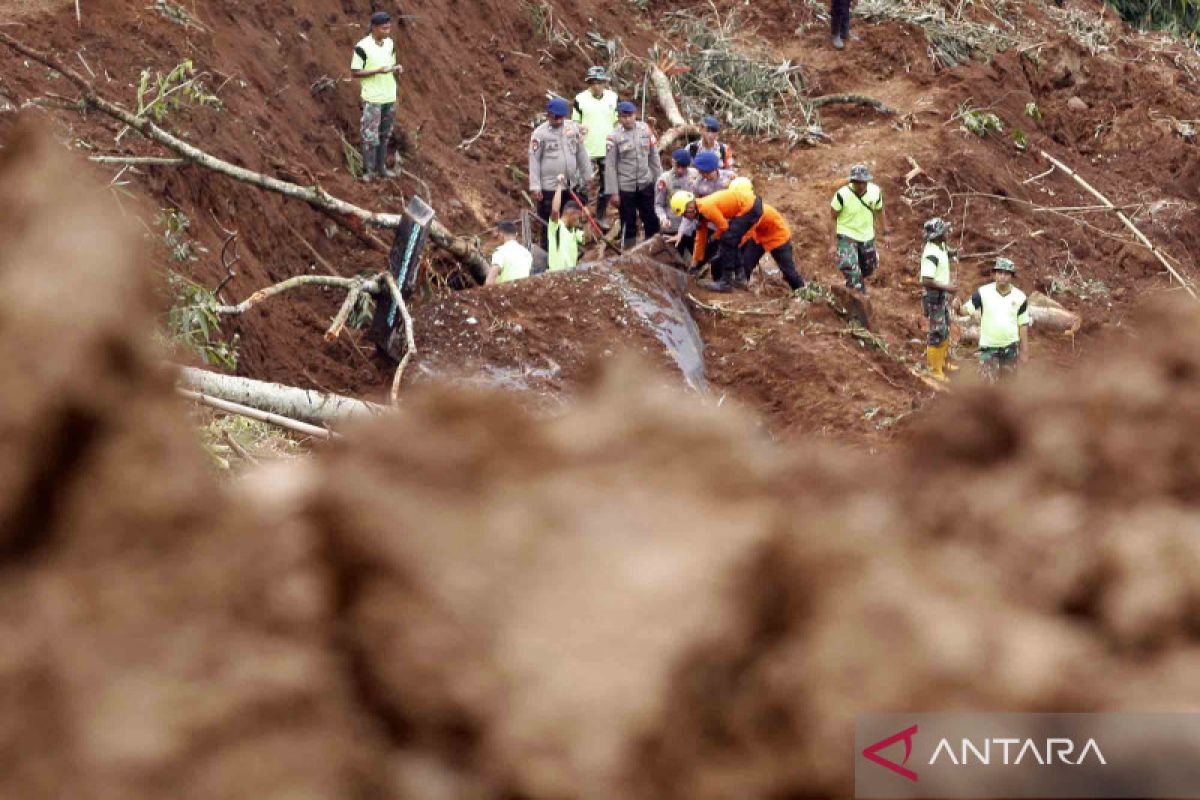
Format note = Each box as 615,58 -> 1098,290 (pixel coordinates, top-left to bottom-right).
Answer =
956,257 -> 1031,382
919,217 -> 957,380
530,96 -> 593,249
830,163 -> 886,294
606,101 -> 663,249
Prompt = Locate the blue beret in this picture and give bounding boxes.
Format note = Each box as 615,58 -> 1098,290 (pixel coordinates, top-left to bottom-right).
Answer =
617,100 -> 638,114
672,148 -> 692,166
702,115 -> 720,130
546,97 -> 570,117
694,151 -> 720,172
369,11 -> 391,25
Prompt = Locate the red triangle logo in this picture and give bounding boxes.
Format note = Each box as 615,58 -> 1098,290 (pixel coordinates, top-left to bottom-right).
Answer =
862,724 -> 919,782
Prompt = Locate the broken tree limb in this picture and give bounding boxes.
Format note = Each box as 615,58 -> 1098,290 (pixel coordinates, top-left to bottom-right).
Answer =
383,272 -> 416,404
211,274 -> 381,316
179,388 -> 337,440
0,31 -> 490,283
1038,149 -> 1198,301
178,366 -> 385,425
324,277 -> 368,341
808,94 -> 897,115
457,93 -> 488,150
658,123 -> 702,155
649,64 -> 687,127
648,64 -> 702,153
89,154 -> 186,165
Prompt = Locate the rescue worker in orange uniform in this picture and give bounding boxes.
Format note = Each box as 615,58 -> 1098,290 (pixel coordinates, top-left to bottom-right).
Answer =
670,180 -> 762,292
740,200 -> 806,291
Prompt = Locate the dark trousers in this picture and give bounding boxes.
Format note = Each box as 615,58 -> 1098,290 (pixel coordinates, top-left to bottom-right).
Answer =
593,158 -> 611,221
618,183 -> 660,248
537,187 -> 588,250
742,241 -> 805,290
676,233 -> 695,262
713,196 -> 763,281
830,0 -> 851,38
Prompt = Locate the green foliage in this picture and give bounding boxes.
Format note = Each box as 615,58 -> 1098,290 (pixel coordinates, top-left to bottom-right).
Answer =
157,207 -> 196,262
1024,101 -> 1044,121
163,271 -> 239,370
136,60 -> 222,122
154,207 -> 237,370
1012,127 -> 1029,150
348,292 -> 375,330
958,103 -> 1004,137
628,0 -> 650,9
1105,0 -> 1200,35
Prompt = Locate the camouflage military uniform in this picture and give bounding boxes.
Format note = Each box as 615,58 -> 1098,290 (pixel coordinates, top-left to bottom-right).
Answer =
978,343 -> 1020,382
836,236 -> 879,289
921,289 -> 950,347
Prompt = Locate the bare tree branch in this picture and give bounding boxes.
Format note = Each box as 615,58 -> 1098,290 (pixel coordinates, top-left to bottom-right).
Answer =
0,30 -> 490,283
211,274 -> 381,316
383,272 -> 416,405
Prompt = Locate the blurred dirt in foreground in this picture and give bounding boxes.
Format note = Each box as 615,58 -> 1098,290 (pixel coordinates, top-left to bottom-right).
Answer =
2,123 -> 1199,799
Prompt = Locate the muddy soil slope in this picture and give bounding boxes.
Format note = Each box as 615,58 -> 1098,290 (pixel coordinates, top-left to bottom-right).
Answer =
2,0 -> 1199,443
5,121 -> 1200,800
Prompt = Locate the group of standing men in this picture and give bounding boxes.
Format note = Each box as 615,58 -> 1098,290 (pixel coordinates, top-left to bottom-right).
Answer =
347,14 -> 1032,381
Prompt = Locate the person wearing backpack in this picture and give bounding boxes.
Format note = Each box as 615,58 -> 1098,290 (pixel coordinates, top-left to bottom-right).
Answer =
829,164 -> 886,294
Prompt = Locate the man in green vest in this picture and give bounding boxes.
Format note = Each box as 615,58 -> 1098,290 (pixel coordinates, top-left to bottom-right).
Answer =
548,174 -> 587,271
956,257 -> 1031,381
350,11 -> 403,182
919,217 -> 957,380
573,67 -> 618,229
829,164 -> 886,293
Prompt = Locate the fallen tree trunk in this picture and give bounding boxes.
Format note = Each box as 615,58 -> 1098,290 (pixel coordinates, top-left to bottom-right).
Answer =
178,366 -> 385,425
648,65 -> 701,153
955,292 -> 1081,344
178,389 -> 338,440
809,94 -> 897,115
1038,149 -> 1197,301
0,31 -> 490,284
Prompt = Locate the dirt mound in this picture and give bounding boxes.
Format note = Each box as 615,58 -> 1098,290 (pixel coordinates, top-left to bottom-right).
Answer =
0,123 -> 383,800
411,254 -> 707,405
6,119 -> 1200,798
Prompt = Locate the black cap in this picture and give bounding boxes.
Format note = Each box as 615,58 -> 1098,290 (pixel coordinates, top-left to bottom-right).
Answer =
497,220 -> 518,234
370,11 -> 391,26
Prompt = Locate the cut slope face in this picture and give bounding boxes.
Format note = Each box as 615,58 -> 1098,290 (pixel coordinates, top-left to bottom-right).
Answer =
4,127 -> 1200,798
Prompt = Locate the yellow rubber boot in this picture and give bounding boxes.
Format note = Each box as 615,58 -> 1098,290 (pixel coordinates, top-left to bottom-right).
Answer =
943,342 -> 960,372
926,344 -> 947,381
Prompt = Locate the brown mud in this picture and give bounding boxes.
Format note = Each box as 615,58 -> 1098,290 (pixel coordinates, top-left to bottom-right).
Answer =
1,0 -> 1199,445
4,122 -> 1200,799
